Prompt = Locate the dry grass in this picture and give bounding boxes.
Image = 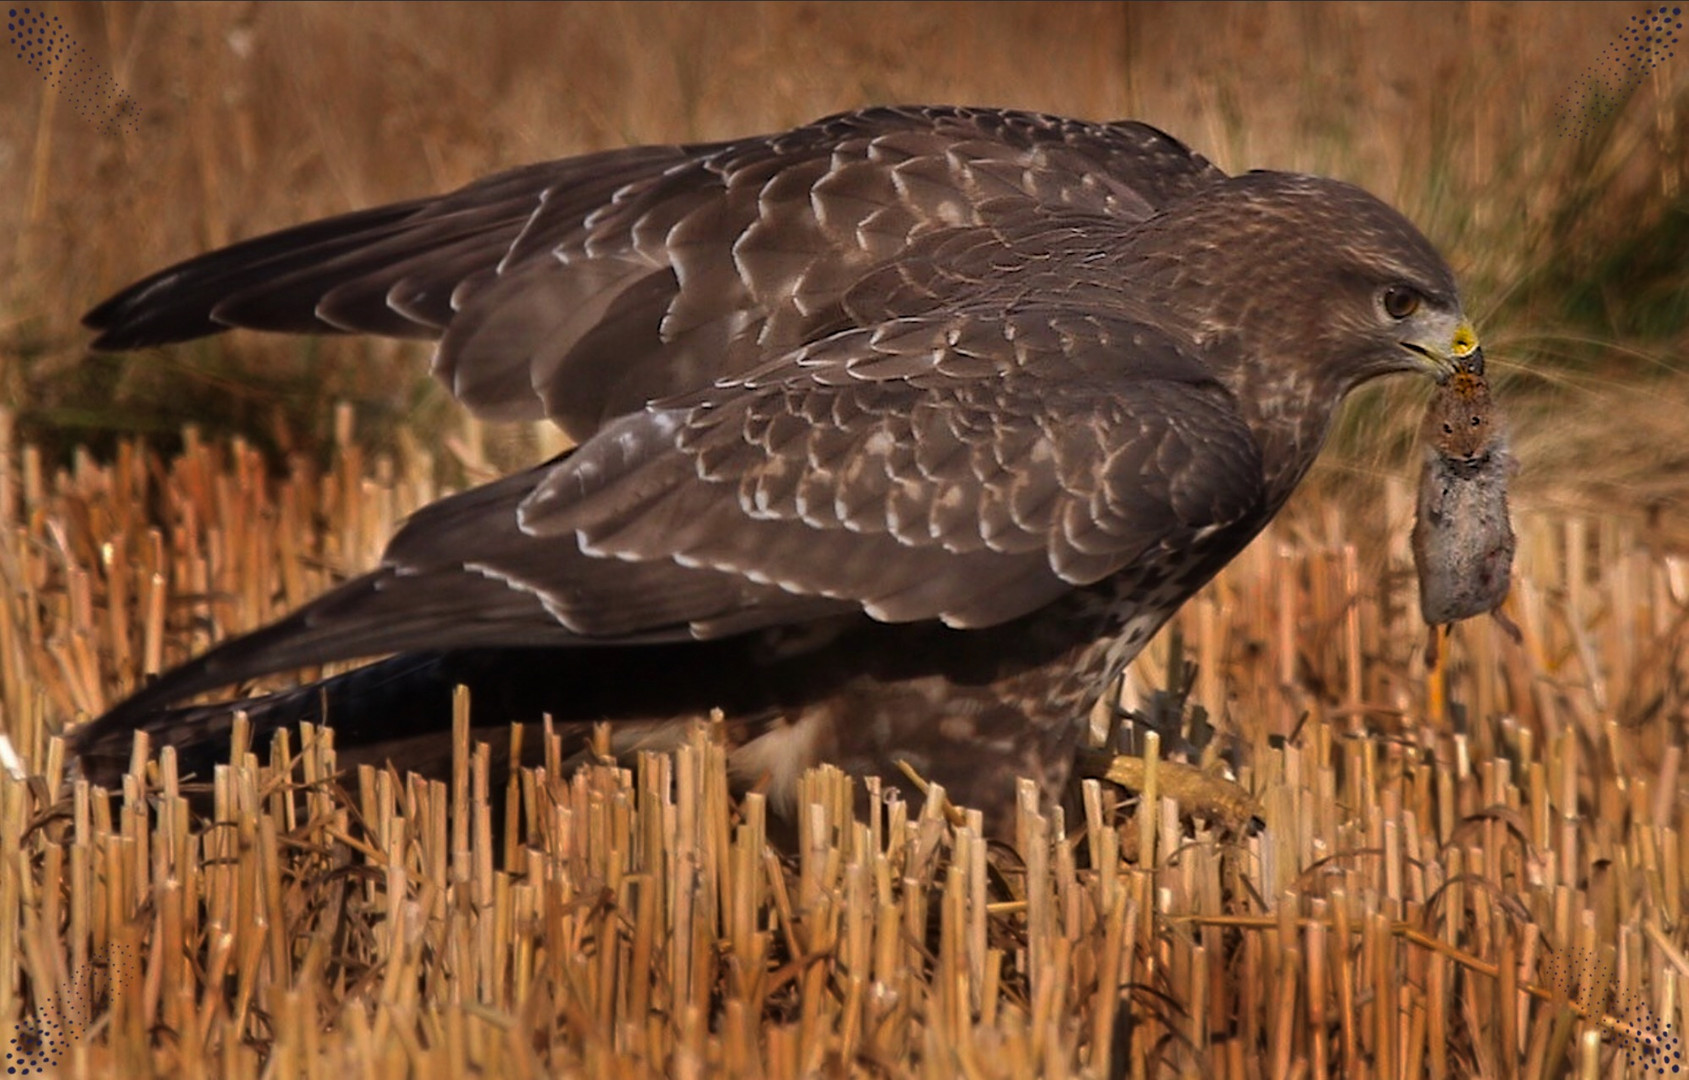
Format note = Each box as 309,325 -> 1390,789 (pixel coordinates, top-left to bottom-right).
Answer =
3,405 -> 1688,1076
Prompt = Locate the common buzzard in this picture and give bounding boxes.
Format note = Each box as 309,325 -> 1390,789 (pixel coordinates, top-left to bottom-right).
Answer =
70,106 -> 1481,823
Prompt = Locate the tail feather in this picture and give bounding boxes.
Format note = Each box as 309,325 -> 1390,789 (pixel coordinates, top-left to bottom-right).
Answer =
71,650 -> 577,791
98,566 -> 591,726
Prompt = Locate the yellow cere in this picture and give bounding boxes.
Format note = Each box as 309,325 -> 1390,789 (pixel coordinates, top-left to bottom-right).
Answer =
1451,322 -> 1479,359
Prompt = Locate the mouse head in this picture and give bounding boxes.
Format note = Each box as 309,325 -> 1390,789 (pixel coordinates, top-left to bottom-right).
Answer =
1424,371 -> 1501,460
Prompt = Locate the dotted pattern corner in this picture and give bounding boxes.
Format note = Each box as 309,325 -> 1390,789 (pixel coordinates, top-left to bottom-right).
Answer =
1556,5 -> 1681,137
7,6 -> 143,135
5,944 -> 138,1075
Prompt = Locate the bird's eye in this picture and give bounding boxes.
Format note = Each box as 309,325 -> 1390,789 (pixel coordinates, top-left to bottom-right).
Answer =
1383,286 -> 1421,320
1470,415 -> 1481,427
1442,421 -> 1454,435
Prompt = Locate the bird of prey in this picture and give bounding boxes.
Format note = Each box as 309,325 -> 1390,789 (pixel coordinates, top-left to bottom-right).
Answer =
70,105 -> 1482,825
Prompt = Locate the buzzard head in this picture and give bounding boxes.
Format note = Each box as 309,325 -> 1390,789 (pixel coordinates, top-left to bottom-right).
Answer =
1133,170 -> 1481,397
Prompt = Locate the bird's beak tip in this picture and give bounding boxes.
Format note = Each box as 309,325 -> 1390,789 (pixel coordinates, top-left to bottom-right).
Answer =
1403,320 -> 1482,383
1451,323 -> 1483,375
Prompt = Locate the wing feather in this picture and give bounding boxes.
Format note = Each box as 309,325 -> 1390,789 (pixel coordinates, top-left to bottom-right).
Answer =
85,106 -> 1226,441
518,305 -> 1266,628
86,300 -> 1265,725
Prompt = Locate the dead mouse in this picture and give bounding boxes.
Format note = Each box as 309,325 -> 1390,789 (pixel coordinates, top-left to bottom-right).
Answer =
1412,370 -> 1521,665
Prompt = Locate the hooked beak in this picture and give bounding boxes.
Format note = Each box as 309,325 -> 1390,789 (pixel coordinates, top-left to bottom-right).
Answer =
1401,319 -> 1482,383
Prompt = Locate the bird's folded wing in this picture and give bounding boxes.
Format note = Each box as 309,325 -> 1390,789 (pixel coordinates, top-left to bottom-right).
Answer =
517,305 -> 1268,631
86,304 -> 1265,724
83,107 -> 1224,439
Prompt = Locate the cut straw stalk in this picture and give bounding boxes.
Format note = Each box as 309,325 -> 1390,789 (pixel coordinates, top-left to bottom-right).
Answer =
1,420 -> 1685,1074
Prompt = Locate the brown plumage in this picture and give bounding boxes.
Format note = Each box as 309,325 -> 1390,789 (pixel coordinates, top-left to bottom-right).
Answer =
71,106 -> 1483,826
1412,370 -> 1520,665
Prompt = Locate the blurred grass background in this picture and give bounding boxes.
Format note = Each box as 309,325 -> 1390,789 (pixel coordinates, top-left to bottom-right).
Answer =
1,0 -> 1685,532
